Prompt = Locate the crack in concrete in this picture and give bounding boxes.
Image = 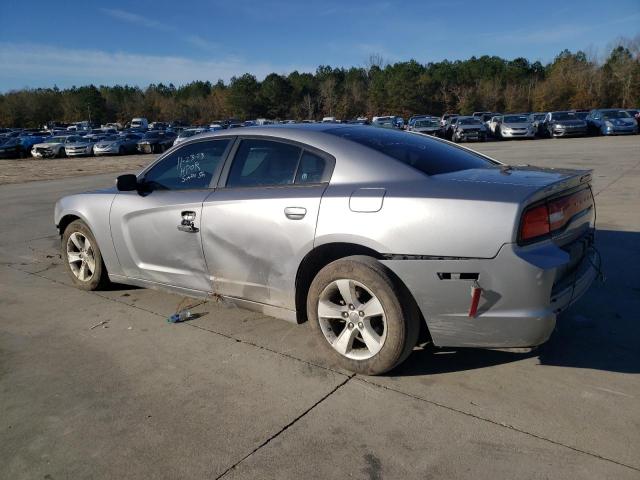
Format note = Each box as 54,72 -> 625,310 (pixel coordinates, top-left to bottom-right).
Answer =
357,378 -> 640,473
593,157 -> 640,197
215,374 -> 355,480
5,263 -> 639,475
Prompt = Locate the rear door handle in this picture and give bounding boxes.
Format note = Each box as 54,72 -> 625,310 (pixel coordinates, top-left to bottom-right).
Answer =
284,207 -> 306,220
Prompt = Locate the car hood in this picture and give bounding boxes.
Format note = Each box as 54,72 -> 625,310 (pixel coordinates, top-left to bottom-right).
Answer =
502,122 -> 532,128
432,165 -> 592,205
457,124 -> 484,130
605,117 -> 635,126
96,141 -> 119,147
552,119 -> 586,126
32,142 -> 61,148
66,142 -> 92,147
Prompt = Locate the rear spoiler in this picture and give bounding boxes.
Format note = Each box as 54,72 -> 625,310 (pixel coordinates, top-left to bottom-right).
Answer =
521,167 -> 593,206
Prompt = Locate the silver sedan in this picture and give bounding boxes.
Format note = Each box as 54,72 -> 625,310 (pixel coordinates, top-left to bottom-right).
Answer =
54,125 -> 598,374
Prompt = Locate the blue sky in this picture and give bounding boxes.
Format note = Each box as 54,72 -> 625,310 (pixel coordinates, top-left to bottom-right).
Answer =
0,0 -> 638,91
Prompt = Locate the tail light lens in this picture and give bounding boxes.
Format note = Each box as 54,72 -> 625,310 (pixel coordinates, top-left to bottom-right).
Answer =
519,188 -> 593,244
520,204 -> 550,242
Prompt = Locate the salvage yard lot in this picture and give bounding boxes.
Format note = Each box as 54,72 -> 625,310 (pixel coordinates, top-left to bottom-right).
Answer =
1,135 -> 639,479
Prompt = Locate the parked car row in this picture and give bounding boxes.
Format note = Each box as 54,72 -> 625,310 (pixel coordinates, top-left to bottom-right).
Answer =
2,108 -> 637,159
419,108 -> 639,143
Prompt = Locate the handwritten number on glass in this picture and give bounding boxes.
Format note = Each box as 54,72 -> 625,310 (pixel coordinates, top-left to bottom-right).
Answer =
177,152 -> 206,183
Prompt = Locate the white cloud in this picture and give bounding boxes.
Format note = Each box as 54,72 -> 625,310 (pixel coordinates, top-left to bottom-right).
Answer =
100,8 -> 172,31
100,7 -> 219,52
0,43 -> 314,91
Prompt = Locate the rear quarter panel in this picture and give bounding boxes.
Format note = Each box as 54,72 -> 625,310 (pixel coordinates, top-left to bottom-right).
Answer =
315,179 -> 519,258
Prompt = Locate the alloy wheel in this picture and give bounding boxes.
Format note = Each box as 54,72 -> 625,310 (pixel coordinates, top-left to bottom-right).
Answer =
66,232 -> 96,282
317,279 -> 387,360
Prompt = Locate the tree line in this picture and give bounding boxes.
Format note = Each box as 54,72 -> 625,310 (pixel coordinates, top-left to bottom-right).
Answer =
1,38 -> 638,128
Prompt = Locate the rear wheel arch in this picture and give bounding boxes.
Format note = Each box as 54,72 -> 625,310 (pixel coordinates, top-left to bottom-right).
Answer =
294,243 -> 430,343
295,243 -> 383,323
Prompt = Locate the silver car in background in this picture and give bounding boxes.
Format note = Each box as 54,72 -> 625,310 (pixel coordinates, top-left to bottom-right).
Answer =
94,133 -> 142,156
496,114 -> 536,139
173,128 -> 208,147
407,117 -> 441,135
64,136 -> 102,157
542,111 -> 588,138
55,125 -> 597,374
451,116 -> 487,142
32,135 -> 77,158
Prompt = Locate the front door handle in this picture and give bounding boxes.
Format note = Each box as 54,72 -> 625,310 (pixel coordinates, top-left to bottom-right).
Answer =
284,207 -> 306,220
177,210 -> 199,233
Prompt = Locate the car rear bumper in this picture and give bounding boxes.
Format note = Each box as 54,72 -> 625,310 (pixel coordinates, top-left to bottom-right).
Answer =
382,235 -> 597,348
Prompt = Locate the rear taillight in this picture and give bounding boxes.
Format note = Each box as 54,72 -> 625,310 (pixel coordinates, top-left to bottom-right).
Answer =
520,204 -> 550,243
518,188 -> 593,245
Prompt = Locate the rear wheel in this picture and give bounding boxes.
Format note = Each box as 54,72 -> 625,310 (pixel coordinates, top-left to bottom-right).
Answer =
61,220 -> 109,290
118,146 -> 125,155
307,256 -> 420,375
58,148 -> 66,158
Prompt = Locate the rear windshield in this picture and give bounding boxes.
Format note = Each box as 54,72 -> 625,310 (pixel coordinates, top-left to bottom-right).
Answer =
326,126 -> 497,176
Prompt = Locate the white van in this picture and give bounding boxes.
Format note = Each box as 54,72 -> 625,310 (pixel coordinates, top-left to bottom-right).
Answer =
130,118 -> 149,130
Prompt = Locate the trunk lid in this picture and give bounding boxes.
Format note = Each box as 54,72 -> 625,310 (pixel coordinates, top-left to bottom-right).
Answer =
433,165 -> 594,245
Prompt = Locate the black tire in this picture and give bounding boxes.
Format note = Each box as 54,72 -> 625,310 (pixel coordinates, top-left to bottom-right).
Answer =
58,148 -> 66,158
119,146 -> 125,155
307,256 -> 420,375
61,220 -> 109,291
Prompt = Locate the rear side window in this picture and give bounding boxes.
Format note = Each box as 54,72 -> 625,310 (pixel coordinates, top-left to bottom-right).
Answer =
295,151 -> 327,184
326,127 -> 496,176
227,139 -> 301,187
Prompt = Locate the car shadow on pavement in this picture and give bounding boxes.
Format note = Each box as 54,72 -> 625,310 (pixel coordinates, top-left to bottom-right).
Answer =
391,229 -> 640,377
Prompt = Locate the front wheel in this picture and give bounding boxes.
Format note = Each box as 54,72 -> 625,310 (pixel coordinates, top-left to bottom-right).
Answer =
61,220 -> 109,290
307,256 -> 420,375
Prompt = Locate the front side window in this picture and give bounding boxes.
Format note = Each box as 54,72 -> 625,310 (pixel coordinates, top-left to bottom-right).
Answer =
142,139 -> 230,190
227,139 -> 302,187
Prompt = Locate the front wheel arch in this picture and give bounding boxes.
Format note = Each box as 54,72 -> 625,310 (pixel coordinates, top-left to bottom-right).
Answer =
57,214 -> 81,236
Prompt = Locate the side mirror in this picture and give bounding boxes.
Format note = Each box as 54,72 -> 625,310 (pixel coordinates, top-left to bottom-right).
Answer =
116,174 -> 138,191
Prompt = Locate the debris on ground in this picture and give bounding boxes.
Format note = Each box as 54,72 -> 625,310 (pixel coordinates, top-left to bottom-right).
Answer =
167,309 -> 193,323
90,320 -> 108,330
